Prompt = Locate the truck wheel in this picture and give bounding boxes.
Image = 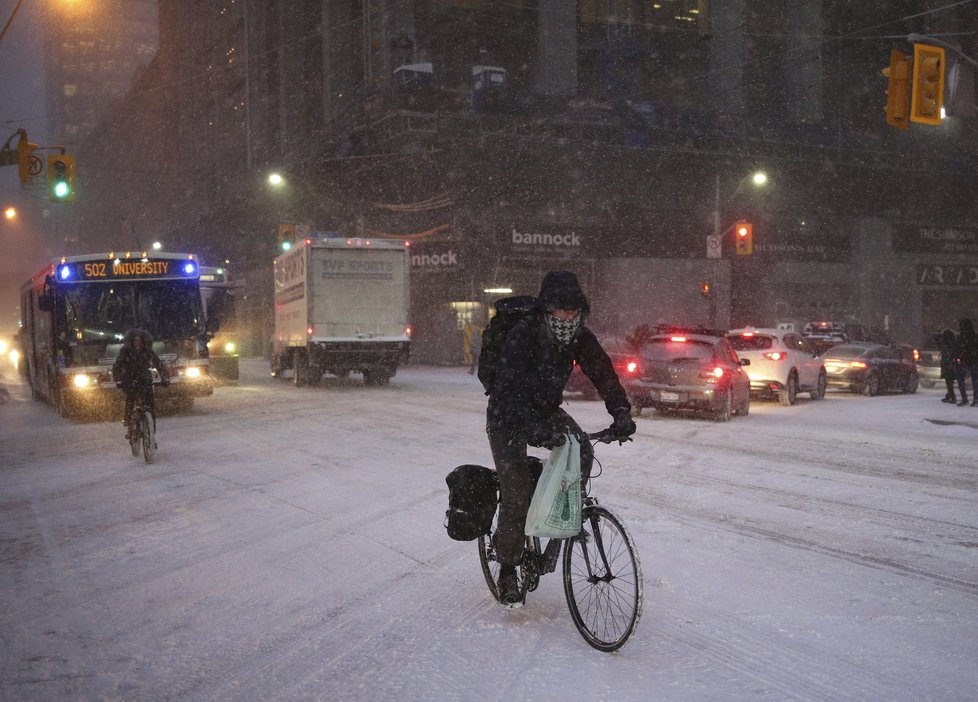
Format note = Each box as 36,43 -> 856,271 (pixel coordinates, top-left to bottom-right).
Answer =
294,351 -> 309,387
363,368 -> 391,386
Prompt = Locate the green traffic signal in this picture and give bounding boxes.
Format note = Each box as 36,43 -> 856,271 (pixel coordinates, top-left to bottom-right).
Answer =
47,154 -> 76,203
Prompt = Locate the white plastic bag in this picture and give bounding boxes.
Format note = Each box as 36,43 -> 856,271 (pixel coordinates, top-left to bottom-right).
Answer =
525,434 -> 582,538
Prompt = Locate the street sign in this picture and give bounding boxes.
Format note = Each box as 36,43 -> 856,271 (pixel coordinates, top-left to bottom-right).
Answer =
707,234 -> 721,259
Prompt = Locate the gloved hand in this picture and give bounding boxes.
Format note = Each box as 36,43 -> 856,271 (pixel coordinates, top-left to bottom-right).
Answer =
527,424 -> 566,450
610,410 -> 636,439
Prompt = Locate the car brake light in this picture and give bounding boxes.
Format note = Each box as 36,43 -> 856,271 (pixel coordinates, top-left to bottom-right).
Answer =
763,351 -> 786,361
625,360 -> 639,375
850,361 -> 867,369
307,325 -> 315,336
742,332 -> 754,338
699,367 -> 724,382
670,336 -> 687,342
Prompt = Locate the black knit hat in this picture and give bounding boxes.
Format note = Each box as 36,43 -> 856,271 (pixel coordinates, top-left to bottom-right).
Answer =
538,271 -> 589,311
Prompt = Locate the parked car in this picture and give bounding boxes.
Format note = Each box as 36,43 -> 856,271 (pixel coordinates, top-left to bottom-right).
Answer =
821,343 -> 919,395
727,327 -> 827,405
917,333 -> 942,388
564,336 -> 644,414
631,326 -> 751,421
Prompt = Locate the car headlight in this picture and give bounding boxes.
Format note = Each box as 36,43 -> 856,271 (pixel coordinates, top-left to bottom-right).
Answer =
72,373 -> 92,388
185,366 -> 202,378
0,339 -> 8,355
224,342 -> 236,353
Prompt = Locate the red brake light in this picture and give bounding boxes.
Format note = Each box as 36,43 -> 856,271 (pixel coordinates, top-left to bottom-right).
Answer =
307,325 -> 315,336
405,326 -> 413,337
742,332 -> 754,338
763,351 -> 786,361
670,336 -> 687,342
625,360 -> 639,375
699,367 -> 724,382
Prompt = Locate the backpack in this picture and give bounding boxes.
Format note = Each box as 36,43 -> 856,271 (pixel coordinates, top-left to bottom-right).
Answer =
445,464 -> 499,541
477,295 -> 541,394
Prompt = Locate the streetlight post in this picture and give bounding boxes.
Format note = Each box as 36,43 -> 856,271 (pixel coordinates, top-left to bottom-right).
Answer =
710,170 -> 769,327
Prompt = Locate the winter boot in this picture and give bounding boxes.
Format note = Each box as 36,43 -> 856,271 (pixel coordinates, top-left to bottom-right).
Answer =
497,565 -> 524,608
958,396 -> 969,406
942,393 -> 955,403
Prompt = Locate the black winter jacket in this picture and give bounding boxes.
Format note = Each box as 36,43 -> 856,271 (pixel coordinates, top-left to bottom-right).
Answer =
112,329 -> 169,390
959,319 -> 978,367
487,316 -> 629,434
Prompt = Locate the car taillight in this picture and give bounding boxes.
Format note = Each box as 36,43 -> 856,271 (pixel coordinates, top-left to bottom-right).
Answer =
307,325 -> 315,336
763,351 -> 786,361
850,361 -> 867,369
699,367 -> 724,382
912,349 -> 920,362
624,360 -> 639,375
670,336 -> 687,342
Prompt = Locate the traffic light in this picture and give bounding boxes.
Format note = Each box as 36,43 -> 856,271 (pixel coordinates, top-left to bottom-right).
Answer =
47,154 -> 76,203
882,49 -> 911,130
16,132 -> 40,184
734,221 -> 753,255
277,222 -> 296,252
910,43 -> 944,125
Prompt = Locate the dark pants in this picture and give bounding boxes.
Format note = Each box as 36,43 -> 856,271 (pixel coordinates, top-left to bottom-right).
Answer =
124,383 -> 155,426
944,375 -> 957,400
487,409 -> 593,567
958,366 -> 978,401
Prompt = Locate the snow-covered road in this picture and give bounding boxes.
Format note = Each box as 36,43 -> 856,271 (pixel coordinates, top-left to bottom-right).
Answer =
1,359 -> 976,701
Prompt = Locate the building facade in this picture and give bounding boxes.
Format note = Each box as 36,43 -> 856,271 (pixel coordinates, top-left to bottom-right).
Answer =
70,0 -> 978,362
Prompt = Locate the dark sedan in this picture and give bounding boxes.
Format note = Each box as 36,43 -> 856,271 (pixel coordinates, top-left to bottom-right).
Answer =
821,343 -> 919,395
564,337 -> 645,414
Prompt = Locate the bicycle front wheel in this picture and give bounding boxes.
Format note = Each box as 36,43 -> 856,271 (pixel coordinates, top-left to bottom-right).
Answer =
141,414 -> 155,463
562,504 -> 643,652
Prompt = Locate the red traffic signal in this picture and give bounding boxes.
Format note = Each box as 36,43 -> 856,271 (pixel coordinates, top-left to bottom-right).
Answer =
734,221 -> 753,255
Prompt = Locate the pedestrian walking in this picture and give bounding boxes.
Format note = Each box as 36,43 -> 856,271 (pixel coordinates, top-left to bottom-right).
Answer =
938,328 -> 961,404
957,318 -> 978,406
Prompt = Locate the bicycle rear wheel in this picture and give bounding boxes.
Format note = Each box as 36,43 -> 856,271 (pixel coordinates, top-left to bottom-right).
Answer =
562,504 -> 643,652
141,414 -> 155,463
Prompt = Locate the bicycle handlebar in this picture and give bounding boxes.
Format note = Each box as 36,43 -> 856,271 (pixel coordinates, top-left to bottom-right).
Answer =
585,428 -> 633,445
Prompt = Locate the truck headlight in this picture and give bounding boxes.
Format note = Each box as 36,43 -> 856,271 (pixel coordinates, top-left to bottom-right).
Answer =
72,373 -> 92,388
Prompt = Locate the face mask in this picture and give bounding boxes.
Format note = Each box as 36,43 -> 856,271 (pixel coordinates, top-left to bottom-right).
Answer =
547,314 -> 580,346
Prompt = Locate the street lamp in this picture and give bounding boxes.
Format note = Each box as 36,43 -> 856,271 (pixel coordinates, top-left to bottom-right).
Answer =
714,169 -> 768,241
3,206 -> 15,220
152,240 -> 163,250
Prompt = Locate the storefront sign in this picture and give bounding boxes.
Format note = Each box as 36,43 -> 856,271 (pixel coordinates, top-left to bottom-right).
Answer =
917,264 -> 978,286
752,236 -> 851,262
893,226 -> 978,255
410,247 -> 459,272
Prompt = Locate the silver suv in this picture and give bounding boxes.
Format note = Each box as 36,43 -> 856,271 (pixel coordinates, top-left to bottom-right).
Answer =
727,327 -> 827,406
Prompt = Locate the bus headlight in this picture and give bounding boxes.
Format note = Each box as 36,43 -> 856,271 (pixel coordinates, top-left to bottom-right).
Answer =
72,373 -> 92,388
224,342 -> 236,353
185,366 -> 202,378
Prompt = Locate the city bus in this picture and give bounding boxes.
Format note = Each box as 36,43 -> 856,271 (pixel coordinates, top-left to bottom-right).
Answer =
19,251 -> 216,418
199,265 -> 240,381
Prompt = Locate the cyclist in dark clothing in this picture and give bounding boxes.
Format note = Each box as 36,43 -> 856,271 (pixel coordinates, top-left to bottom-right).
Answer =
113,329 -> 169,437
486,271 -> 635,607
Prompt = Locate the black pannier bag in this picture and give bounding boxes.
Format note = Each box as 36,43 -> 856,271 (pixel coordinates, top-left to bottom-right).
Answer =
445,464 -> 499,541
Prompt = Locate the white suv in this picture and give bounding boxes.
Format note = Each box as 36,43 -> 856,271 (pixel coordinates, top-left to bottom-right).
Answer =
727,328 -> 827,406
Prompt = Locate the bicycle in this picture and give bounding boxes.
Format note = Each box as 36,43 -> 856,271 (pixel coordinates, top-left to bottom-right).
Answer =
478,429 -> 643,652
127,403 -> 156,463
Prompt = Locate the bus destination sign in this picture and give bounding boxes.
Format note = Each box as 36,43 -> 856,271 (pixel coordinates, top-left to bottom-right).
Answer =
57,257 -> 199,282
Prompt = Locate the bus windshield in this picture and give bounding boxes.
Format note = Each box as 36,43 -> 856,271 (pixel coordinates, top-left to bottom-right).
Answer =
61,280 -> 205,343
202,286 -> 237,332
